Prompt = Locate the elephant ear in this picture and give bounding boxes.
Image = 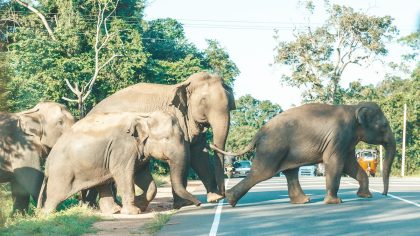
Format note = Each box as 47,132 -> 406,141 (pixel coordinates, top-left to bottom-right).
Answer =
18,114 -> 43,138
169,81 -> 190,111
127,116 -> 150,144
223,83 -> 236,110
356,106 -> 370,126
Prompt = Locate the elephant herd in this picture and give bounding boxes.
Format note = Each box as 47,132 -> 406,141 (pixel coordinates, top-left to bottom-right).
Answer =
0,71 -> 396,216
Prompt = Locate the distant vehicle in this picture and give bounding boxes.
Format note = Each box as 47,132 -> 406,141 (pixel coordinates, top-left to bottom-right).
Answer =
299,165 -> 316,176
232,160 -> 252,178
356,149 -> 378,177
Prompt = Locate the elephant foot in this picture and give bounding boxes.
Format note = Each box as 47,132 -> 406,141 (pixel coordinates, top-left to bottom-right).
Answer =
99,199 -> 121,214
324,195 -> 342,204
173,199 -> 194,209
207,192 -> 224,203
357,190 -> 372,198
225,190 -> 238,207
290,195 -> 311,204
120,205 -> 140,215
134,196 -> 150,212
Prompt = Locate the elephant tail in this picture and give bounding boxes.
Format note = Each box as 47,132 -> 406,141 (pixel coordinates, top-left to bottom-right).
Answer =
209,139 -> 256,157
37,176 -> 48,209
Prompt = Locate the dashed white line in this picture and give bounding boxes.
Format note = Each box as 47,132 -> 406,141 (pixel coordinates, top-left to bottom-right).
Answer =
209,179 -> 229,236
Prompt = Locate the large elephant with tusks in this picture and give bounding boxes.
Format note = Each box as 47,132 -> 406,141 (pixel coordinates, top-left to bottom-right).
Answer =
88,71 -> 235,209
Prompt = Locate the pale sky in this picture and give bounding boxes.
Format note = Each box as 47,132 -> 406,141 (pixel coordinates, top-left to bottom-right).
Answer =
144,0 -> 419,109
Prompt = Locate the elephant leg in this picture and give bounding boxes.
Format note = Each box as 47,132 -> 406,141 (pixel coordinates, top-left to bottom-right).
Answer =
43,175 -> 72,213
97,184 -> 121,214
324,154 -> 345,204
11,180 -> 30,214
190,142 -> 223,203
226,151 -> 280,207
113,170 -> 139,215
134,166 -> 157,212
343,156 -> 372,198
81,189 -> 99,208
283,168 -> 310,204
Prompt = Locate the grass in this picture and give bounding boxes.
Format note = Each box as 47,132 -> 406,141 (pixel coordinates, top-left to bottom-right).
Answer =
0,184 -> 100,236
0,205 -> 100,236
141,210 -> 176,235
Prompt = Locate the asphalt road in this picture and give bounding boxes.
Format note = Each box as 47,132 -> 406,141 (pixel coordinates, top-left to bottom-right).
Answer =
157,176 -> 420,236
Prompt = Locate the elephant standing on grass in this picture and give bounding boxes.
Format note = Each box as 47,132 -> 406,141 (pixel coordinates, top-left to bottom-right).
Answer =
88,71 -> 235,210
38,111 -> 201,214
0,102 -> 74,213
214,102 -> 396,207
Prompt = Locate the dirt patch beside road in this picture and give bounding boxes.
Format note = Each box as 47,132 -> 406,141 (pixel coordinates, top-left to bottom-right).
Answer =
84,180 -> 204,236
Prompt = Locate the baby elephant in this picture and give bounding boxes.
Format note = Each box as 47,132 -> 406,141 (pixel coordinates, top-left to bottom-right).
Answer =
213,102 -> 396,207
38,111 -> 201,214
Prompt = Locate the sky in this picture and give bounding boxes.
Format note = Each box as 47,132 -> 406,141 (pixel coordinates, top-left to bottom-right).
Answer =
144,0 -> 420,109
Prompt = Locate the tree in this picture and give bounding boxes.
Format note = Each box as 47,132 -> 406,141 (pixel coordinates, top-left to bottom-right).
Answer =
274,2 -> 398,104
203,39 -> 240,86
62,0 -> 122,117
226,95 -> 282,160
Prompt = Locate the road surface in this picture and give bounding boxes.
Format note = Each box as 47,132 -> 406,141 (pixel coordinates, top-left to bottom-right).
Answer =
158,177 -> 420,236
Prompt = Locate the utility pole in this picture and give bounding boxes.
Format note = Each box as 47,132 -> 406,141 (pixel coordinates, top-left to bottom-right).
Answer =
401,103 -> 407,177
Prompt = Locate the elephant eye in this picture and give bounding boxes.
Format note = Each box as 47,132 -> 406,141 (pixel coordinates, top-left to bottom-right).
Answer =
57,119 -> 64,126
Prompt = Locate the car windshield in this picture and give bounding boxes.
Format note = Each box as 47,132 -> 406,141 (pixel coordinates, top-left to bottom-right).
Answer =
234,161 -> 251,168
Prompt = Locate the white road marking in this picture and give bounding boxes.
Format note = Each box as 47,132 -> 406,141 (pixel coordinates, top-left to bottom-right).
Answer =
344,181 -> 420,208
209,179 -> 229,236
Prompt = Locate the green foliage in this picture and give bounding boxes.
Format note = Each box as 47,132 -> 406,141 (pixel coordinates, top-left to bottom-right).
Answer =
0,205 -> 100,236
0,52 -> 9,111
0,184 -> 13,227
1,1 -> 238,115
227,95 -> 282,160
274,2 -> 398,104
202,39 -> 240,86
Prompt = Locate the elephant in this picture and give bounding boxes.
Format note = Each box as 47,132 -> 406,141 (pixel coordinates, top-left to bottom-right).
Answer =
38,111 -> 201,214
213,102 -> 396,207
0,102 -> 75,213
87,71 -> 235,210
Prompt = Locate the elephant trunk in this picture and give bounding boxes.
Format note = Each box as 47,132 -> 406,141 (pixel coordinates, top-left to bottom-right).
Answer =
209,113 -> 230,196
169,149 -> 201,206
382,128 -> 396,195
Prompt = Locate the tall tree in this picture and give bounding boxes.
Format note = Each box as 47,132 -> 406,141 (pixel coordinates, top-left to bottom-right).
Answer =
203,39 -> 239,86
274,2 -> 397,104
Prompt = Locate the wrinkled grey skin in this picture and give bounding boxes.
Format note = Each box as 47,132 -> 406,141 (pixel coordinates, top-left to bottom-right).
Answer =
88,71 -> 235,210
222,102 -> 396,207
39,111 -> 201,214
0,102 -> 74,213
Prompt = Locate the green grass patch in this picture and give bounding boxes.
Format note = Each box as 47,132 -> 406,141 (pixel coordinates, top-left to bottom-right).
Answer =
0,184 -> 13,227
142,210 -> 176,235
0,205 -> 100,236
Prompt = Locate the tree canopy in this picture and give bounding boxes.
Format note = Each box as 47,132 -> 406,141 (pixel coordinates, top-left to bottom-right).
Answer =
274,2 -> 398,104
0,0 -> 239,116
226,95 -> 283,160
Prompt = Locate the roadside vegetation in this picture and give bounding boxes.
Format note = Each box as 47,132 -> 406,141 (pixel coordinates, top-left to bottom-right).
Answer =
141,211 -> 177,235
0,184 -> 100,235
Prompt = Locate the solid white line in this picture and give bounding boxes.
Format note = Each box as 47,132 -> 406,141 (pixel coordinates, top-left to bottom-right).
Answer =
209,179 -> 229,236
344,181 -> 420,208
